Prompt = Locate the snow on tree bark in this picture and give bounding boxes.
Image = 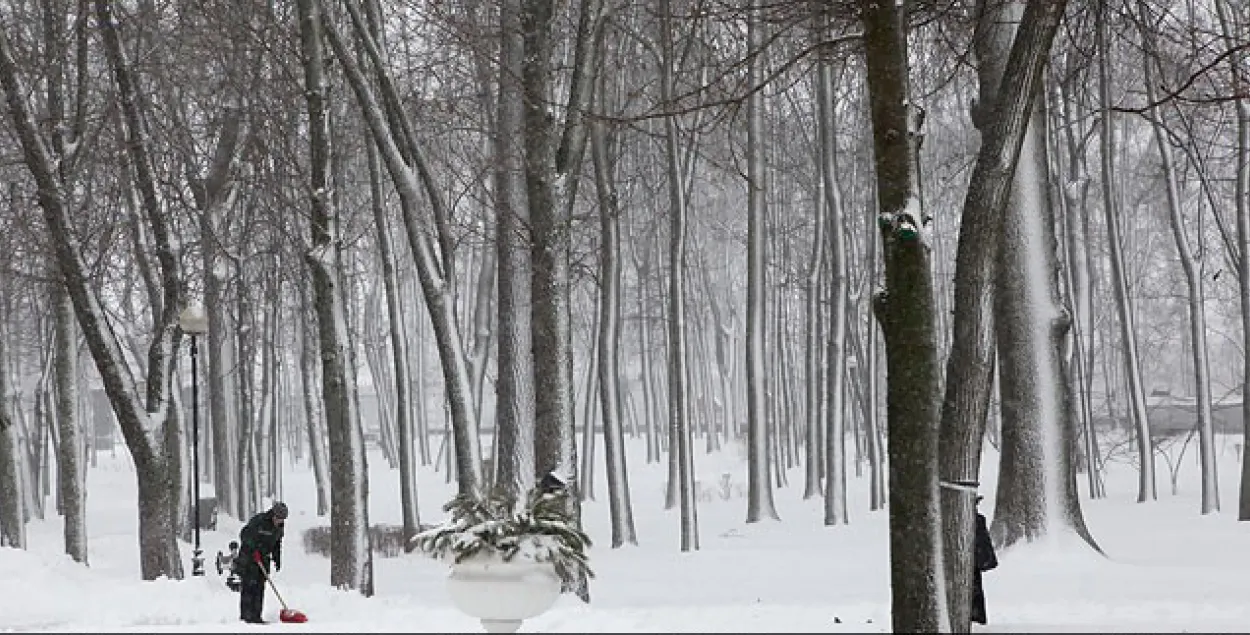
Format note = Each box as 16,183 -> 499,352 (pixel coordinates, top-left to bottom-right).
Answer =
987,0 -> 1097,554
3,0 -> 190,580
295,0 -> 373,594
939,0 -> 1075,628
858,0 -> 946,629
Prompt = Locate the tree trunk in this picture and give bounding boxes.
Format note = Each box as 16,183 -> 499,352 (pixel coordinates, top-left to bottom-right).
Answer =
1095,1 -> 1156,503
0,315 -> 24,549
54,280 -> 87,563
322,7 -> 484,496
859,0 -> 946,629
1211,0 -> 1250,521
295,0 -> 373,595
590,111 -> 638,546
493,0 -> 537,502
658,0 -> 699,551
816,31 -> 849,526
989,3 -> 1097,554
299,300 -> 330,516
1136,3 -> 1218,514
937,0 -> 1074,627
744,0 -> 779,523
366,140 -> 420,538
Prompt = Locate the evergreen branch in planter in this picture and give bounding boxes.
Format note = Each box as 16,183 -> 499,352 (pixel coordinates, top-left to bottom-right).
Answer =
410,483 -> 594,591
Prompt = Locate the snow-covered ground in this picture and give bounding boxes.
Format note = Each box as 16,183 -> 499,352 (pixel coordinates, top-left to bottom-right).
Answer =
2,433 -> 1249,632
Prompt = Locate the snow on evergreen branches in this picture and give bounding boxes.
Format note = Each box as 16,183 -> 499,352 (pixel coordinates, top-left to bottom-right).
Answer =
411,484 -> 594,592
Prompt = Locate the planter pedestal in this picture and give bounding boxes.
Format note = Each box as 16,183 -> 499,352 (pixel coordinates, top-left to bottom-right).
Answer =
446,554 -> 562,633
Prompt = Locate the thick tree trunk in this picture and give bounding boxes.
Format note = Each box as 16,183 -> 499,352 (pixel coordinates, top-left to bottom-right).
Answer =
990,16 -> 1097,556
295,0 -> 373,595
493,0 -> 537,502
859,0 -> 946,629
937,0 -> 1074,628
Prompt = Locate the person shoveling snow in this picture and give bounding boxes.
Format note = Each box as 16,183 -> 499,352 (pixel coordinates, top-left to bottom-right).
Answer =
233,502 -> 290,624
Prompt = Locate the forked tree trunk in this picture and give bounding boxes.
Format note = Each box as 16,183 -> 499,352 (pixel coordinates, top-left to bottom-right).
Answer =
939,0 -> 1074,628
322,6 -> 484,496
1,6 -> 185,579
591,109 -> 638,544
295,0 -> 373,595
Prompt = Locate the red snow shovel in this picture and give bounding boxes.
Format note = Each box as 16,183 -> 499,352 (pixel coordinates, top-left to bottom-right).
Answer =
255,552 -> 308,623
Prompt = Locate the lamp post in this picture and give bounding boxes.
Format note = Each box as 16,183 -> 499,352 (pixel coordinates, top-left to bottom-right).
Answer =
180,304 -> 209,577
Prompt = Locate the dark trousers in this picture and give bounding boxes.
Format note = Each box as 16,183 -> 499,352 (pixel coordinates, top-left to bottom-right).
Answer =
971,568 -> 987,625
240,577 -> 265,622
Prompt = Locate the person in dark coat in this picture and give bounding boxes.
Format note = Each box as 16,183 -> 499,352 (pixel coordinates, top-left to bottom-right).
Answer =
971,496 -> 998,626
234,501 -> 288,624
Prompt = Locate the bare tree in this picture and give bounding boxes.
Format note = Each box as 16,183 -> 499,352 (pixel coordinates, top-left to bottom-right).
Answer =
590,81 -> 638,547
1096,0 -> 1156,503
0,3 -> 187,580
1134,0 -> 1218,514
295,0 -> 374,594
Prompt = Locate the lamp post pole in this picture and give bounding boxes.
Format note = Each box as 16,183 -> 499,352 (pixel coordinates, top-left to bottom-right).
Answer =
190,331 -> 203,576
181,304 -> 209,578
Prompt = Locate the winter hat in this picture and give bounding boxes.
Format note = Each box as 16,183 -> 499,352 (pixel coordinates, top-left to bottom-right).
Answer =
270,501 -> 289,520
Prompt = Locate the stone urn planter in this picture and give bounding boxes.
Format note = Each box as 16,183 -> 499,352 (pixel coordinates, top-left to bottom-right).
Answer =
411,473 -> 594,634
445,551 -> 562,633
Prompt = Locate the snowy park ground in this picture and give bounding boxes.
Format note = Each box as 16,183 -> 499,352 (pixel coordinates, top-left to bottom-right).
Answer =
3,434 -> 1250,633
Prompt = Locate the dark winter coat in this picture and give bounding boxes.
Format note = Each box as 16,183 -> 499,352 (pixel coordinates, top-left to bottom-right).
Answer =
971,511 -> 998,625
234,510 -> 284,580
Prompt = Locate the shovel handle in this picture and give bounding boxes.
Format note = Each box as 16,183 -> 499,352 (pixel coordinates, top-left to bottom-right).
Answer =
256,558 -> 290,610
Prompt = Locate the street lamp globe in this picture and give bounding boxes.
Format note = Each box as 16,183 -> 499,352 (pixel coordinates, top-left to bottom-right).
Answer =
180,304 -> 209,335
